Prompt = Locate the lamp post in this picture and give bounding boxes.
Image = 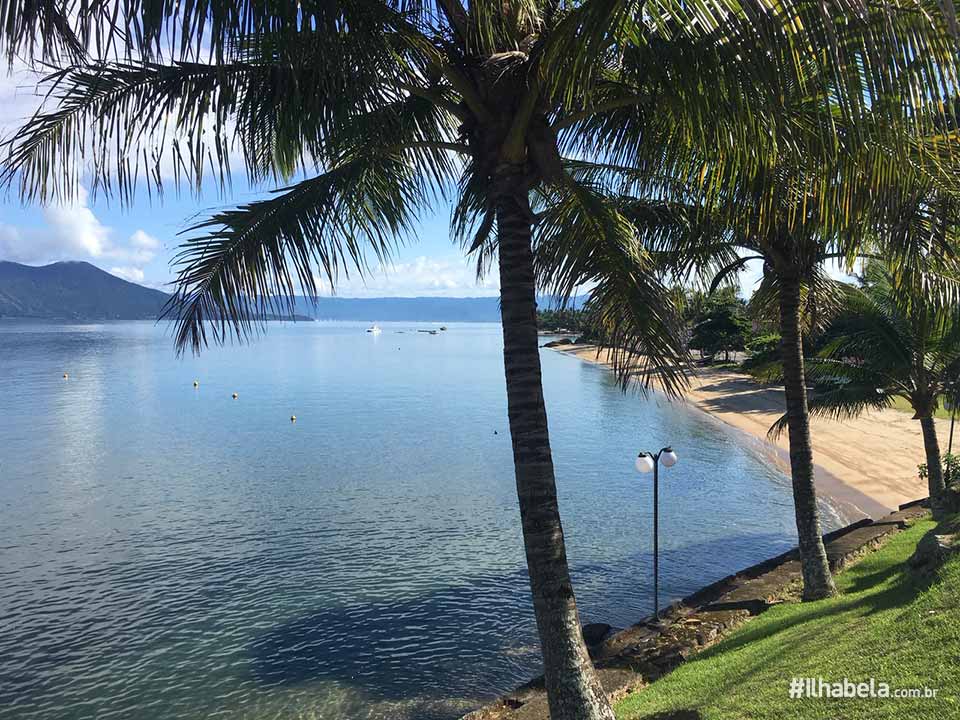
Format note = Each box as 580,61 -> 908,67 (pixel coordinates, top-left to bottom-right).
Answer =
635,446 -> 678,625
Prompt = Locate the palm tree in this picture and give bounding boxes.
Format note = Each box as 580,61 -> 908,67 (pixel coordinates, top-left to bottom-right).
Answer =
798,260 -> 960,520
627,107 -> 960,598
713,167 -> 960,598
3,1 -> 958,716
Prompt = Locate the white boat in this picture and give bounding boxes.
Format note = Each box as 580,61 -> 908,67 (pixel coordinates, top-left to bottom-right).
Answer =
366,324 -> 382,334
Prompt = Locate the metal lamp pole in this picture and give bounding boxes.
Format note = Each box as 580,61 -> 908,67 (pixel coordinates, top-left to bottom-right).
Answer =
635,446 -> 678,624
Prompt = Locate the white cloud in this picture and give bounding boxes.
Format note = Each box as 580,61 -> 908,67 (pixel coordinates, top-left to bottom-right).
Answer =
0,223 -> 27,260
124,229 -> 162,264
314,255 -> 500,298
43,186 -> 112,257
109,266 -> 145,282
0,186 -> 162,284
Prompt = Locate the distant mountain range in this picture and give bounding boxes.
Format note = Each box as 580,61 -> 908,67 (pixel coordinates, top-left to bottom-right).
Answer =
0,261 -> 169,320
0,260 -> 583,322
302,295 -> 503,321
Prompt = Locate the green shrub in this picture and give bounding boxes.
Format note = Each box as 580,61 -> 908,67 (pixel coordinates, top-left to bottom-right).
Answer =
918,452 -> 960,482
745,332 -> 781,357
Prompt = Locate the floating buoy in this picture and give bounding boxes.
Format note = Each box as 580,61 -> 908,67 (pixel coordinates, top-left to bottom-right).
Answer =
232,392 -> 238,399
63,373 -> 68,379
290,415 -> 297,422
193,380 -> 199,388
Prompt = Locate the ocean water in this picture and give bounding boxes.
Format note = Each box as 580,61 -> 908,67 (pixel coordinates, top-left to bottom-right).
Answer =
0,321 -> 838,720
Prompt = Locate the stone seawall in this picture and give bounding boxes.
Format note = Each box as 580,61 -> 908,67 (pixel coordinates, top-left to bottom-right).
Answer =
462,500 -> 930,720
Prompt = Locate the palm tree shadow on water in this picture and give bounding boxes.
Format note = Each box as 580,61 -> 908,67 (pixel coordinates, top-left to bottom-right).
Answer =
244,534 -> 796,718
246,565 -> 540,715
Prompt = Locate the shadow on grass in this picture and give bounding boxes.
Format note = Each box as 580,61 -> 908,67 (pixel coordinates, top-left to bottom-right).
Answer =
693,565 -> 926,662
621,528 -> 949,720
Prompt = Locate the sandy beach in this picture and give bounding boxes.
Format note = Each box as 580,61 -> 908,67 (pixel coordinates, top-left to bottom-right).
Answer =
553,344 -> 946,521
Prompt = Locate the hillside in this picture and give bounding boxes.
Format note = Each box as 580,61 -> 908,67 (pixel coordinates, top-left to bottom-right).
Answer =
304,295 -> 502,322
0,260 -> 583,322
0,261 -> 169,320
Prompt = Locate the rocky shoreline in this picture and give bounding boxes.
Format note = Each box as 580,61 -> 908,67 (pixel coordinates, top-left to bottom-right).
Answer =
461,500 -> 930,720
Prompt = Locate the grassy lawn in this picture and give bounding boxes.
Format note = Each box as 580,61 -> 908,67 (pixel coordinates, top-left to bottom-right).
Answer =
888,395 -> 954,421
616,519 -> 960,720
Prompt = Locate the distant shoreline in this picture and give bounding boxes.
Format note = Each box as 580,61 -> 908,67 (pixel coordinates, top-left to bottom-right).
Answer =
548,343 -> 932,521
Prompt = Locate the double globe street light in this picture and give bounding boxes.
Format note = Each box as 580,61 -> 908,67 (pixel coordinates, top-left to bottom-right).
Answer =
635,446 -> 678,626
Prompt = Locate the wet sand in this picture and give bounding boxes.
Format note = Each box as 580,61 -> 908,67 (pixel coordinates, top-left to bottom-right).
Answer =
553,345 -> 944,520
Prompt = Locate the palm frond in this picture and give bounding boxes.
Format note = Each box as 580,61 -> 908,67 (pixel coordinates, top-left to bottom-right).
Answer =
1,0 -> 93,64
165,150 -> 430,353
2,0 -> 410,62
769,361 -> 894,438
533,174 -> 690,395
1,46 -> 464,204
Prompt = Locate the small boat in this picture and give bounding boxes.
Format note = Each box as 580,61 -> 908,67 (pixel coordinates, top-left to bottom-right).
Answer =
366,324 -> 382,334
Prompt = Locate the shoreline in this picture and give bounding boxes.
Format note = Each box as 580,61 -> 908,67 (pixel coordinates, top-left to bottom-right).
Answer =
463,502 -> 931,720
550,344 -> 933,520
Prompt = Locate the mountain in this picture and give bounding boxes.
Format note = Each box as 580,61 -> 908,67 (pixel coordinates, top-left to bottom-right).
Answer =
0,260 -> 585,321
299,296 -> 502,322
0,261 -> 169,320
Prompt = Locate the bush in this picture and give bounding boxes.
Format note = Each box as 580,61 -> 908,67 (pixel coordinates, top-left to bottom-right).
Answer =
741,333 -> 782,381
918,452 -> 960,483
745,333 -> 781,359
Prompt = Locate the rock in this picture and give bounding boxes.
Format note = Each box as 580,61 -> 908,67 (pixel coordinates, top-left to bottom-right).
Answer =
542,338 -> 573,348
695,625 -> 719,646
909,529 -> 958,577
581,622 -> 613,646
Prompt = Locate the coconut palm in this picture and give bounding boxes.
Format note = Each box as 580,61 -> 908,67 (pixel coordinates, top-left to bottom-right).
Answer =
617,95 -> 960,599
3,1 -> 959,716
799,259 -> 960,520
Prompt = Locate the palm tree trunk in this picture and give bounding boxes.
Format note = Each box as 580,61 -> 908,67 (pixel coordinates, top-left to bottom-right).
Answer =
496,187 -> 615,720
919,416 -> 947,520
778,272 -> 837,600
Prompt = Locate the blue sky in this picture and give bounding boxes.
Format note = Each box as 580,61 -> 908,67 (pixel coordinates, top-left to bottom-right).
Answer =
0,61 -> 505,296
0,63 -> 774,298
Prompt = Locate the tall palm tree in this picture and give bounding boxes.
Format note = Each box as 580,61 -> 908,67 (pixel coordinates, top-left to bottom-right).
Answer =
2,1 -> 958,716
718,169 -> 960,598
798,260 -> 960,520
621,104 -> 960,599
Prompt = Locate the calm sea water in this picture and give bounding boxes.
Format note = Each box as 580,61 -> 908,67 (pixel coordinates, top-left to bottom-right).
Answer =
0,321 -> 840,720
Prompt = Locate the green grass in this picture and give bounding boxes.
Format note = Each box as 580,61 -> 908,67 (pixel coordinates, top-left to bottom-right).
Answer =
616,519 -> 960,720
889,396 -> 953,421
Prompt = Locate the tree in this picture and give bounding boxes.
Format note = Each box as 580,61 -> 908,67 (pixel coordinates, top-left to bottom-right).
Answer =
537,307 -> 589,333
798,260 -> 960,520
620,90 -> 960,599
687,290 -> 749,361
690,306 -> 749,361
3,1 -> 958,716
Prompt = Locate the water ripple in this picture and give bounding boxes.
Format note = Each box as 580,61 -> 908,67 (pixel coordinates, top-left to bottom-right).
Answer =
0,322 -> 824,720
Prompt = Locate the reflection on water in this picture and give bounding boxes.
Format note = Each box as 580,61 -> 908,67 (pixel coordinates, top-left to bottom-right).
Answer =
0,321 -> 836,720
